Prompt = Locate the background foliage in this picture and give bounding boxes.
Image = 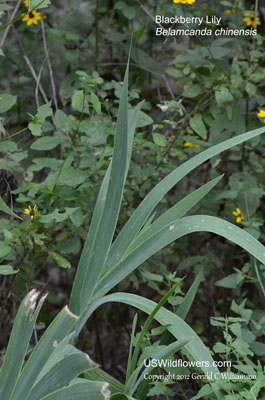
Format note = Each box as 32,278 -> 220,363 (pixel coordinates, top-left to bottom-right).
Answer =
0,0 -> 265,399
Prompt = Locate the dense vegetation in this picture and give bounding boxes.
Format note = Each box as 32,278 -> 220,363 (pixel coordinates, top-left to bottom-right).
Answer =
0,0 -> 265,399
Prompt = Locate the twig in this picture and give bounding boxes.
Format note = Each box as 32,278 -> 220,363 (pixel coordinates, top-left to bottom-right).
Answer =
41,19 -> 58,110
35,59 -> 46,108
0,0 -> 23,50
162,75 -> 175,100
12,25 -> 49,103
135,0 -> 165,30
12,26 -> 59,129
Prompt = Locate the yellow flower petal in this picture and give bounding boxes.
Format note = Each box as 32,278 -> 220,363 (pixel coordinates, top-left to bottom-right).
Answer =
258,110 -> 265,118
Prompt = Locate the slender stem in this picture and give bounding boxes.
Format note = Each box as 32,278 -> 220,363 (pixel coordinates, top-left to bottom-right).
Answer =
41,20 -> 58,110
253,0 -> 259,50
95,0 -> 99,70
0,0 -> 23,49
0,127 -> 28,143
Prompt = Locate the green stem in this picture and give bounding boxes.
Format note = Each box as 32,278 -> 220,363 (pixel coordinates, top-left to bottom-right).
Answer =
253,0 -> 259,51
0,127 -> 28,142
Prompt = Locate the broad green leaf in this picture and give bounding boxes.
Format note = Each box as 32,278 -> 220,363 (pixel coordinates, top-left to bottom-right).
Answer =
29,122 -> 42,136
215,88 -> 233,105
215,273 -> 244,289
105,126 -> 265,276
27,0 -> 51,9
0,290 -> 46,400
0,140 -> 17,152
50,251 -> 71,269
31,136 -> 59,151
0,49 -> 4,56
0,241 -> 11,258
0,196 -> 22,219
152,133 -> 167,147
40,210 -> 68,223
55,109 -> 69,130
72,90 -> 84,110
0,265 -> 18,275
59,167 -> 87,186
37,101 -> 52,122
0,94 -> 17,113
90,92 -> 102,116
122,6 -> 136,19
190,114 -> 207,139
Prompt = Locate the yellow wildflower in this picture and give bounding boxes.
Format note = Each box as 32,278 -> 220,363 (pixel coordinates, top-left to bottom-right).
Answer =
184,141 -> 199,148
243,12 -> 261,28
24,0 -> 30,7
0,97 -> 2,100
22,9 -> 46,26
24,205 -> 38,219
257,109 -> 265,122
225,8 -> 235,14
173,0 -> 196,4
232,208 -> 245,223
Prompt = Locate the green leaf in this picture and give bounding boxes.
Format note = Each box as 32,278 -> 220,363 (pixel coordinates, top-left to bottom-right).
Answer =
0,241 -> 11,258
215,273 -> 244,288
0,196 -> 22,219
29,122 -> 42,136
122,6 -> 136,19
72,90 -> 84,110
0,94 -> 17,113
38,381 -> 110,400
0,290 -> 46,400
37,101 -> 52,122
106,175 -> 223,273
152,133 -> 167,147
55,109 -> 69,130
27,350 -> 96,400
31,136 -> 59,150
190,114 -> 207,139
70,54 -> 130,314
40,209 -> 68,223
50,251 -> 71,269
27,0 -> 51,9
90,92 -> 102,116
0,140 -> 17,152
215,88 -> 233,105
0,49 -> 4,56
95,215 -> 265,301
79,293 -> 222,399
11,306 -> 79,400
105,126 -> 265,278
59,167 -> 87,186
0,265 -> 18,275
183,84 -> 201,98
